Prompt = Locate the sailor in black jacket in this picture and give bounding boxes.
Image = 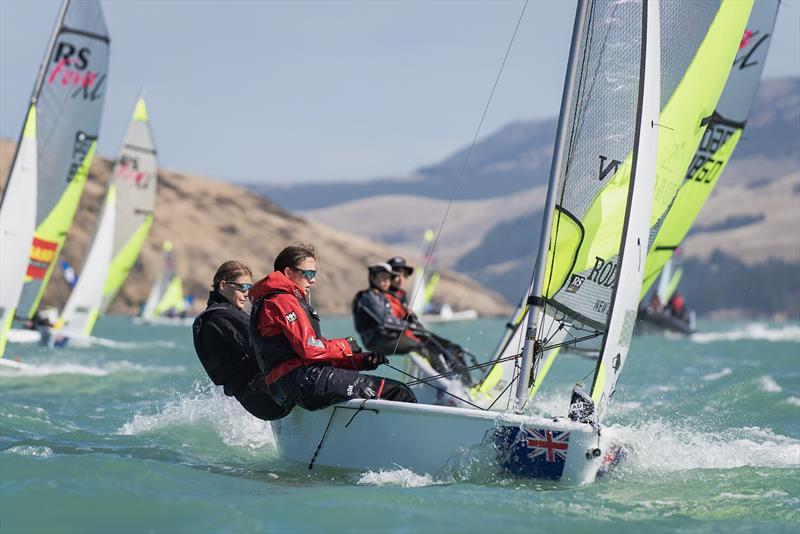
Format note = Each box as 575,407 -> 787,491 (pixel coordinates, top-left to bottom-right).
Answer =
192,260 -> 287,420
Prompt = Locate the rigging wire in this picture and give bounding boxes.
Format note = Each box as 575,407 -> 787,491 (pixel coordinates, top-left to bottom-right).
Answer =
391,0 -> 530,359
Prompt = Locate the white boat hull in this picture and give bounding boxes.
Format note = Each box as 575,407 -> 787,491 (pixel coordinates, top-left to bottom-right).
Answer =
7,328 -> 42,344
132,316 -> 195,327
421,309 -> 478,324
271,399 -> 612,485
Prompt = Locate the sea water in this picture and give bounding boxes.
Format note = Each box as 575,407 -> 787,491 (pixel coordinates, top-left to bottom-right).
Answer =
1,317 -> 798,533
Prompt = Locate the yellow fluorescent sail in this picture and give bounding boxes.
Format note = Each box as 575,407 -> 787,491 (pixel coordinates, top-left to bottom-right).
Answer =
640,0 -> 778,299
548,0 -> 753,304
21,141 -> 97,318
153,276 -> 186,317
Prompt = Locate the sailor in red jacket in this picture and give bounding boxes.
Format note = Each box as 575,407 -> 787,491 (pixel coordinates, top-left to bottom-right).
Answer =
249,244 -> 416,413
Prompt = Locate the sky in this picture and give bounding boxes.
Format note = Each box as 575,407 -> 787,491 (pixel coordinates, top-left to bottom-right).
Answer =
1,0 -> 799,185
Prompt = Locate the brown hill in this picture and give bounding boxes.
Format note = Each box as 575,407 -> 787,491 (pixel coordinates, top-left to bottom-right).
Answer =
0,139 -> 511,317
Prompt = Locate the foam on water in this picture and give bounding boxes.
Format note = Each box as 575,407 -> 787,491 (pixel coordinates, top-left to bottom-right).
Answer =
759,375 -> 783,393
0,359 -> 185,378
1,361 -> 110,377
5,445 -> 54,458
691,323 -> 800,344
786,397 -> 800,407
702,367 -> 733,381
357,468 -> 439,487
609,421 -> 800,472
118,383 -> 275,451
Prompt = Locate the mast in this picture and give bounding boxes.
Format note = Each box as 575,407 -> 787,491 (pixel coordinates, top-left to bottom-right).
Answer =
589,0 -> 661,419
0,0 -> 69,208
514,0 -> 588,412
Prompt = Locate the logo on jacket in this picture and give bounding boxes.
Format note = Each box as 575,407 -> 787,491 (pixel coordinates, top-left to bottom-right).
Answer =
307,336 -> 324,349
285,311 -> 297,323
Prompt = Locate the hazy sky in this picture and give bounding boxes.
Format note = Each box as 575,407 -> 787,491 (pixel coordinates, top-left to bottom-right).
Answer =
1,0 -> 798,185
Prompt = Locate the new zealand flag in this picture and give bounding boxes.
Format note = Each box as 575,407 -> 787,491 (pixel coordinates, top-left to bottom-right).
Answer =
495,426 -> 570,480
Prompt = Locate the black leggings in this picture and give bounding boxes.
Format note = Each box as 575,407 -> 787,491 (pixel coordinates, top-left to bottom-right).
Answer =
268,365 -> 417,413
235,375 -> 291,421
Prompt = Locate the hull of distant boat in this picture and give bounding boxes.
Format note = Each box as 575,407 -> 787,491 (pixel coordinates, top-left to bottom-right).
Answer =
7,328 -> 42,344
421,309 -> 478,324
132,316 -> 195,327
271,399 -> 615,486
636,308 -> 696,335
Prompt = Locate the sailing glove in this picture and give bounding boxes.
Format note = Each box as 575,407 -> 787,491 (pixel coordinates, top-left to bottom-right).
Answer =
346,336 -> 363,354
360,352 -> 388,370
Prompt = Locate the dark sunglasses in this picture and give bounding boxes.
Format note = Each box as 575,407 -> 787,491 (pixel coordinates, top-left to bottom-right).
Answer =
291,267 -> 317,281
225,281 -> 252,293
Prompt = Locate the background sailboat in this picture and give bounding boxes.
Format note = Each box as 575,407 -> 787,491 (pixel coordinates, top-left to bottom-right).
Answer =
0,0 -> 109,357
411,229 -> 478,323
135,241 -> 192,326
53,97 -> 158,343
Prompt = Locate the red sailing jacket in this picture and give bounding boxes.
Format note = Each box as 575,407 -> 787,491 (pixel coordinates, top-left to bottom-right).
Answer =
385,291 -> 419,341
249,271 -> 366,383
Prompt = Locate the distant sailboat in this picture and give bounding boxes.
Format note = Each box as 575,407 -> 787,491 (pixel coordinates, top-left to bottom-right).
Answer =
0,0 -> 110,357
637,253 -> 697,335
135,241 -> 192,326
410,230 -> 478,324
53,97 -> 158,343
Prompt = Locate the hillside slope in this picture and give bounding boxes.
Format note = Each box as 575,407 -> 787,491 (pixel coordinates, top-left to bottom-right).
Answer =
0,140 -> 511,317
293,78 -> 800,316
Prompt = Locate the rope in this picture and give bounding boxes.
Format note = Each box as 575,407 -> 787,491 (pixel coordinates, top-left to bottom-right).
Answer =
392,0 -> 530,355
308,406 -> 339,470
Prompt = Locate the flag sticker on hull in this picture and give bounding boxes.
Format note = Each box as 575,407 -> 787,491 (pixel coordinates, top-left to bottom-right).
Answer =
495,426 -> 570,480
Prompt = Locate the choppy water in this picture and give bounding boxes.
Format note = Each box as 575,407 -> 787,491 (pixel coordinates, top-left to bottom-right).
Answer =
1,317 -> 798,533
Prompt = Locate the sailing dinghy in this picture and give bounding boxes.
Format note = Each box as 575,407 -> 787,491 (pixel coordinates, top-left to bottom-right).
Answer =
273,0 -> 755,484
0,0 -> 109,358
272,0 -> 677,484
134,241 -> 193,326
52,97 -> 158,346
410,230 -> 478,324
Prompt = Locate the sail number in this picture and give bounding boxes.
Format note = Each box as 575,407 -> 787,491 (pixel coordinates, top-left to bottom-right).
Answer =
685,123 -> 736,184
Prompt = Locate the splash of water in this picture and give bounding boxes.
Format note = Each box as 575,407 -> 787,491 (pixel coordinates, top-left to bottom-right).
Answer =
357,468 -> 438,487
5,445 -> 54,458
608,421 -> 800,472
118,382 -> 275,451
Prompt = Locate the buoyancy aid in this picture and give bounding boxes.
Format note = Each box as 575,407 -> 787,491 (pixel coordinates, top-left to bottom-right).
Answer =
249,289 -> 322,374
192,293 -> 260,396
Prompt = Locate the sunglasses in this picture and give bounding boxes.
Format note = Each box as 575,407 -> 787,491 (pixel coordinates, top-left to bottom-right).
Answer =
291,267 -> 317,281
225,281 -> 253,293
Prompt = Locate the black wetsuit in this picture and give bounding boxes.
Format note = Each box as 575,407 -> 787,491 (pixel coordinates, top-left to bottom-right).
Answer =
352,287 -> 472,383
192,291 -> 286,420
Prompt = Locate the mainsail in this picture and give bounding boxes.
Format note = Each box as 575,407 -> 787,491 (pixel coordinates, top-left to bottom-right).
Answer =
640,0 -> 780,297
16,0 -> 111,321
474,0 -> 764,411
0,0 -> 109,356
57,98 -> 158,337
515,0 -> 753,420
101,98 -> 158,312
